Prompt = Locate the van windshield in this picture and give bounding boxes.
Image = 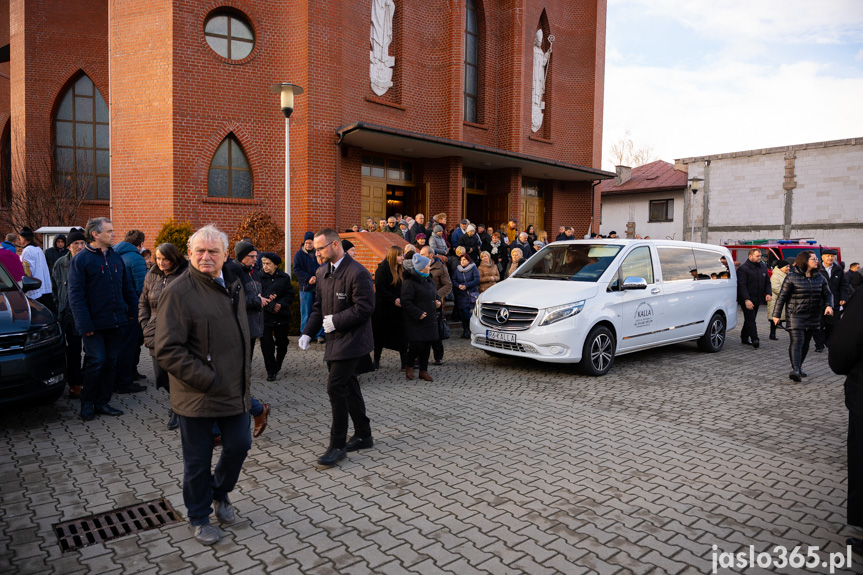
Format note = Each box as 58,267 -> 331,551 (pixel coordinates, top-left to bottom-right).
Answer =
512,244 -> 622,282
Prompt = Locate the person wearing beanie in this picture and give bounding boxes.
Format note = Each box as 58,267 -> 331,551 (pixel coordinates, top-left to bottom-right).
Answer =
430,225 -> 448,258
44,233 -> 69,271
234,240 -> 255,263
259,252 -> 294,382
18,226 -> 55,313
400,252 -> 441,381
767,259 -> 791,340
51,229 -> 89,399
398,219 -> 410,242
457,224 -> 481,264
294,231 -> 325,343
414,233 -> 427,249
341,239 -> 356,258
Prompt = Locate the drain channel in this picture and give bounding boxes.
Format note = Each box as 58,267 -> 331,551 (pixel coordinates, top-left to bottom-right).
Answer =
53,498 -> 181,552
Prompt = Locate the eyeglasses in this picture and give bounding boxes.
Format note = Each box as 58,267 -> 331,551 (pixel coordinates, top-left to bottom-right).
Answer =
314,241 -> 337,253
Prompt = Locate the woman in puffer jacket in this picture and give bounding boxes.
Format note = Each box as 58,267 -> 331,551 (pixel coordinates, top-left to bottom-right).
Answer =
139,243 -> 188,429
772,251 -> 833,382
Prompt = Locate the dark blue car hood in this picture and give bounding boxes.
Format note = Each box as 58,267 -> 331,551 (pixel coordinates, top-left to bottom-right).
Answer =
0,289 -> 54,335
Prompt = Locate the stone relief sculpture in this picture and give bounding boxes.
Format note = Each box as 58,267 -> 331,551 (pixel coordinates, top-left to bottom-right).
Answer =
370,0 -> 396,96
531,29 -> 554,133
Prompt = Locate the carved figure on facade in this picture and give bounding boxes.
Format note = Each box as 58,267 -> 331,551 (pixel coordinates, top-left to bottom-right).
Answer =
531,29 -> 554,133
370,0 -> 396,96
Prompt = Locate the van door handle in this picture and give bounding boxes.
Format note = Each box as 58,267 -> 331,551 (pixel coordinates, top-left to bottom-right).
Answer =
651,288 -> 660,294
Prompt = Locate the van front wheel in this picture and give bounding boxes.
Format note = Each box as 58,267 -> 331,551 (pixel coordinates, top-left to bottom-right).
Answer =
580,326 -> 615,376
697,312 -> 726,352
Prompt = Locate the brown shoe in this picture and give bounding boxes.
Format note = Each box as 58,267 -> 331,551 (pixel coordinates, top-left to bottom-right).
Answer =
405,367 -> 414,380
68,385 -> 82,399
418,371 -> 433,382
253,403 -> 270,438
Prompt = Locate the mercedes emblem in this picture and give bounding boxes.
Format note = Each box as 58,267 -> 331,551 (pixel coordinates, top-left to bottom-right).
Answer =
496,308 -> 510,324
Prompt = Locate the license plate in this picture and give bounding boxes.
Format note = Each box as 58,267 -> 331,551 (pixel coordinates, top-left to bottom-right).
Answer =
486,330 -> 516,343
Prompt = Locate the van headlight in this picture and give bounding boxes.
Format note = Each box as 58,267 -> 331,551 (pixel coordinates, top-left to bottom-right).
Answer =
474,299 -> 480,317
538,301 -> 585,326
25,322 -> 62,350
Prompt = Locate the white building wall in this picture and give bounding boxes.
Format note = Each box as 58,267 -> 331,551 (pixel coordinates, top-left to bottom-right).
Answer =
678,138 -> 863,264
600,190 -> 684,240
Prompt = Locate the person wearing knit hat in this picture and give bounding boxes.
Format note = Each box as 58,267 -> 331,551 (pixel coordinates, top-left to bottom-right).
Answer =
259,252 -> 281,267
767,259 -> 791,340
259,251 -> 293,382
51,228 -> 90,399
294,231 -> 325,343
400,252 -> 440,381
414,233 -> 427,249
341,239 -> 356,258
234,240 -> 256,262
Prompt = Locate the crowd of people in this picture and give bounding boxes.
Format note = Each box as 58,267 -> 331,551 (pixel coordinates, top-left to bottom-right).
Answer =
3,216 -> 863,545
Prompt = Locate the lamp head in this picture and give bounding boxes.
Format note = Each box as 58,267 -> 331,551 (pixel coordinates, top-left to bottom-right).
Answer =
271,83 -> 304,119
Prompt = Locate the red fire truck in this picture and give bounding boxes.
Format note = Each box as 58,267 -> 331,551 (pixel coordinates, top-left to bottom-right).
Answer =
724,239 -> 843,270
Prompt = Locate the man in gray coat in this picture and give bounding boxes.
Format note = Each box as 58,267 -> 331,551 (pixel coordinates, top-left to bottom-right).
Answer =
155,225 -> 252,545
299,228 -> 375,467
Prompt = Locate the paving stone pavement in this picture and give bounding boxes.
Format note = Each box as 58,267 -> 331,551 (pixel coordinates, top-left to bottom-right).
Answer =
1,310 -> 859,574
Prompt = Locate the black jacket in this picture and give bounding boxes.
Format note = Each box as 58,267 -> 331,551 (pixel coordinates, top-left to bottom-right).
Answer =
772,265 -> 834,329
457,233 -> 482,263
303,254 -> 375,361
68,244 -> 138,334
819,263 -> 849,305
400,270 -> 440,342
736,259 -> 771,304
261,268 -> 294,327
829,289 -> 863,416
226,259 -> 264,338
372,260 -> 404,351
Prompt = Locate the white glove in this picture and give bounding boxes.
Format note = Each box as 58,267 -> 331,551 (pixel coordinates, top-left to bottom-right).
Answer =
323,315 -> 336,333
298,334 -> 311,350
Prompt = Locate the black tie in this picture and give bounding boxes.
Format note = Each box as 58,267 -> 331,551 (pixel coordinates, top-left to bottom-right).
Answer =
328,263 -> 335,277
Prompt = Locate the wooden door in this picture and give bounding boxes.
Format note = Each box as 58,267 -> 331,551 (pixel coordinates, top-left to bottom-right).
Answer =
521,196 -> 545,233
487,193 -> 509,231
413,182 -> 430,219
361,178 -> 387,223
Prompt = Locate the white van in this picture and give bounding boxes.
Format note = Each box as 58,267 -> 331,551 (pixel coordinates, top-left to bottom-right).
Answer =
470,239 -> 737,375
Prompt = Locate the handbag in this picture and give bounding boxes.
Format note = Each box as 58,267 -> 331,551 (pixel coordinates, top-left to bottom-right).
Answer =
438,310 -> 451,340
467,289 -> 479,305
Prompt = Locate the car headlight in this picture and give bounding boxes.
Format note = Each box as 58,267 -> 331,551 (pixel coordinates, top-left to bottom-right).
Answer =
538,301 -> 585,326
474,299 -> 480,317
25,322 -> 62,350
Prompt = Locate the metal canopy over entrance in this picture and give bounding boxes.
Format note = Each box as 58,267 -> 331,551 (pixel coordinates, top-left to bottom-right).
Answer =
336,122 -> 614,182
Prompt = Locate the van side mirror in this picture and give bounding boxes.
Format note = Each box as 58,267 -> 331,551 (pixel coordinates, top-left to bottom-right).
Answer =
21,276 -> 42,292
622,276 -> 647,290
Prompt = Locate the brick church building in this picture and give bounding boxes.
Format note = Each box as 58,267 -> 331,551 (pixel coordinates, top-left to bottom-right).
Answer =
0,0 -> 610,251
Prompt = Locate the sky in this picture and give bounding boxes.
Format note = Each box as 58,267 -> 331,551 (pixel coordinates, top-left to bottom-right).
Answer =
602,0 -> 863,169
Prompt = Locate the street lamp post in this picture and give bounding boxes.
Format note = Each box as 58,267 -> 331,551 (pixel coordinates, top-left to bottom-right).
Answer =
270,82 -> 304,278
688,177 -> 703,242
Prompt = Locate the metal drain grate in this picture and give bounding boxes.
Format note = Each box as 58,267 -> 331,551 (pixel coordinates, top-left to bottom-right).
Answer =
53,498 -> 181,552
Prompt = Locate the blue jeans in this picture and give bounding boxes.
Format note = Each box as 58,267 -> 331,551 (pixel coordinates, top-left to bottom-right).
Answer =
81,326 -> 125,406
179,412 -> 251,526
300,290 -> 325,339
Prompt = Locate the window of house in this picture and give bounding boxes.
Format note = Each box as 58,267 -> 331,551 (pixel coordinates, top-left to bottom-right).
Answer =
204,12 -> 255,60
55,75 -> 110,200
361,154 -> 413,182
208,135 -> 252,198
521,178 -> 544,198
463,169 -> 486,192
649,199 -> 674,222
464,0 -> 479,123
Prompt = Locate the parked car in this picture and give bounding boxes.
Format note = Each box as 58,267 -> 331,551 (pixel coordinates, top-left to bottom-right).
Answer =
470,239 -> 737,375
0,261 -> 66,407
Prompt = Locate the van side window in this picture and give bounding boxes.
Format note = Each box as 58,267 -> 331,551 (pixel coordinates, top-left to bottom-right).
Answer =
620,246 -> 654,284
657,247 -> 697,281
693,248 -> 730,279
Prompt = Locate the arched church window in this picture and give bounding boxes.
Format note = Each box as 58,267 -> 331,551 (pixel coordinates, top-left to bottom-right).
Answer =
208,135 -> 252,198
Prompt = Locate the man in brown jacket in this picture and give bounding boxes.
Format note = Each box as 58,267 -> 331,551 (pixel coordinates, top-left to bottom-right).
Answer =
155,225 -> 252,545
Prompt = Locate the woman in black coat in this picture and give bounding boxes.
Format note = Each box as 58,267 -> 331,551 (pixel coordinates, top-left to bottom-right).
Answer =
260,253 -> 294,381
372,246 -> 406,369
772,250 -> 834,381
400,253 -> 441,381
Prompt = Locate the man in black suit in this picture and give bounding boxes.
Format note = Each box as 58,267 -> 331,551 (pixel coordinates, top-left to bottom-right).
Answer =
298,229 -> 375,466
737,248 -> 771,348
815,249 -> 849,351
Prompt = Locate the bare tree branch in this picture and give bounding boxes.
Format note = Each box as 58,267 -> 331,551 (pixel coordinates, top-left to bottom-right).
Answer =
606,130 -> 658,170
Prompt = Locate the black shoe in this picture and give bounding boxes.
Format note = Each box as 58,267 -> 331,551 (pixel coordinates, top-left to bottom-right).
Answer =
81,402 -> 95,421
800,371 -> 808,378
133,372 -> 147,381
95,404 -> 124,416
345,435 -> 374,452
317,447 -> 347,466
751,340 -> 760,349
815,346 -> 824,353
266,373 -> 276,382
741,339 -> 751,346
789,370 -> 802,382
769,334 -> 778,340
116,382 -> 146,394
433,359 -> 443,366
167,410 -> 180,430
373,359 -> 380,370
